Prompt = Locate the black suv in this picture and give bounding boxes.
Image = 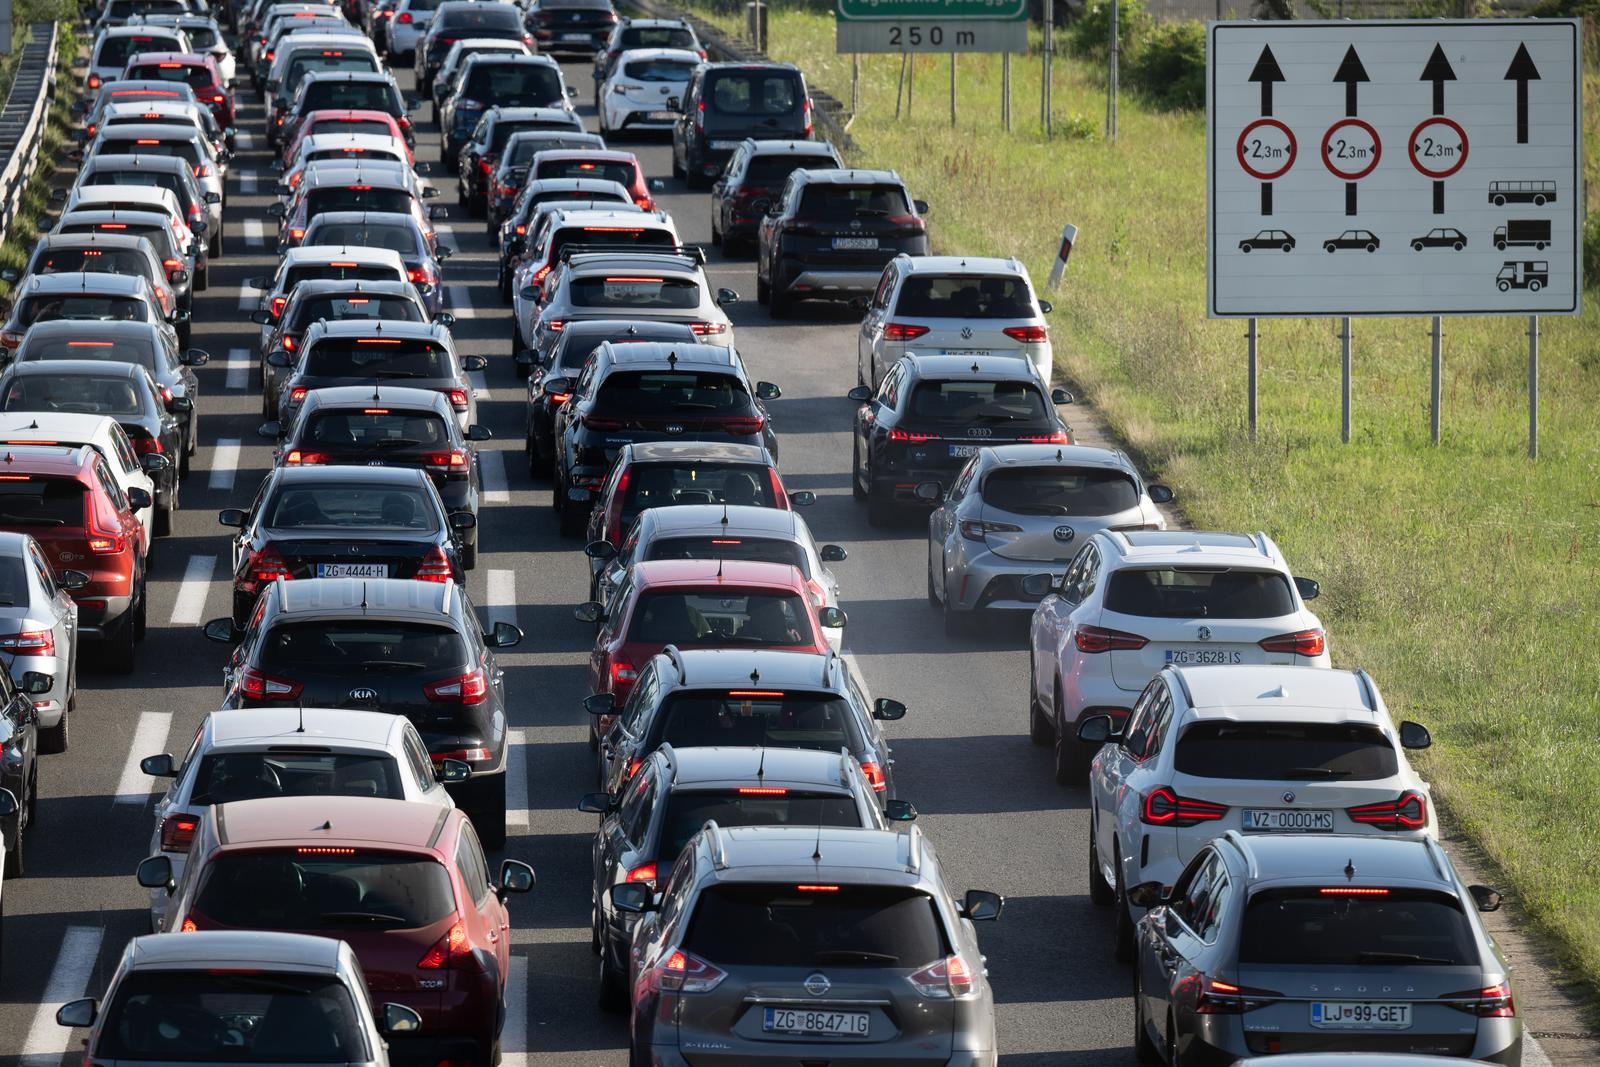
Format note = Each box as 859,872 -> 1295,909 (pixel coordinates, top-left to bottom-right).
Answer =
526,0 -> 617,56
205,577 -> 522,846
457,106 -> 586,218
711,137 -> 842,255
847,354 -> 1073,526
551,341 -> 782,536
671,62 -> 811,187
757,168 -> 928,315
415,1 -> 529,97
439,55 -> 569,168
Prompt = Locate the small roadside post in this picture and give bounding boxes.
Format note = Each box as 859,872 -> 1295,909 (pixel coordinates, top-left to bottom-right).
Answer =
1047,224 -> 1078,290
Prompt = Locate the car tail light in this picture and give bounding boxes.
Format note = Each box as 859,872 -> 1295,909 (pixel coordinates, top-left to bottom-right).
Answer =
163,257 -> 183,273
270,295 -> 288,318
1074,625 -> 1147,653
543,318 -> 566,333
416,545 -> 452,583
288,228 -> 305,242
858,759 -> 887,792
514,224 -> 526,236
288,387 -> 308,404
0,330 -> 24,349
416,920 -> 467,968
496,182 -> 517,197
159,812 -> 200,852
426,450 -> 468,471
1346,790 -> 1428,831
1016,429 -> 1071,444
886,213 -> 926,231
0,630 -> 55,655
130,435 -> 164,456
193,164 -> 209,179
1003,324 -> 1049,343
180,917 -> 198,933
240,666 -> 304,701
804,578 -> 826,609
88,490 -> 126,554
1444,982 -> 1516,1018
688,321 -> 726,336
625,862 -> 656,885
478,158 -> 494,176
397,10 -> 412,20
882,322 -> 930,342
719,415 -> 764,436
211,94 -> 226,105
1194,976 -> 1279,1014
1259,628 -> 1326,657
424,668 -> 487,704
283,336 -> 297,351
609,659 -> 636,686
908,954 -> 973,998
694,98 -> 705,131
652,949 -> 725,994
888,428 -> 940,443
581,414 -> 623,431
958,519 -> 1021,543
1141,786 -> 1227,827
248,546 -> 292,583
284,449 -> 327,465
531,263 -> 553,285
445,388 -> 469,411
801,96 -> 813,138
435,747 -> 491,764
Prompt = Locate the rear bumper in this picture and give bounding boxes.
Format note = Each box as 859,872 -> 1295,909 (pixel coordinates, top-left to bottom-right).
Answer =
947,559 -> 1058,613
76,592 -> 134,638
642,1047 -> 996,1066
781,266 -> 883,295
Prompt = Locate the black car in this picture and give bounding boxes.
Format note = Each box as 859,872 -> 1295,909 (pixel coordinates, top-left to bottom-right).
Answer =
484,130 -> 606,229
757,168 -> 929,315
846,354 -> 1073,526
280,71 -> 414,150
439,55 -> 569,169
527,0 -> 618,56
219,465 -> 475,626
263,385 -> 489,567
0,659 -> 45,877
415,1 -> 529,97
671,62 -> 811,188
551,341 -> 781,537
711,138 -> 842,255
204,577 -> 522,846
497,180 -> 635,299
457,106 -> 587,220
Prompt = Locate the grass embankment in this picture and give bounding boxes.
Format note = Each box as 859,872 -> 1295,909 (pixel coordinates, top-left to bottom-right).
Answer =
687,3 -> 1600,1002
0,8 -> 81,289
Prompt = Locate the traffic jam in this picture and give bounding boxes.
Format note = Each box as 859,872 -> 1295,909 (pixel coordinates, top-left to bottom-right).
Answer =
0,0 -> 1531,1064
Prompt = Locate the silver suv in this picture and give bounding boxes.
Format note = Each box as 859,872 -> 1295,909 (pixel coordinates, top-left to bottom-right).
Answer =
611,823 -> 1003,1066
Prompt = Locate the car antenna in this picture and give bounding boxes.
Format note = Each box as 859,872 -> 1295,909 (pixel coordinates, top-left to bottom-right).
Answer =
749,667 -> 759,685
756,747 -> 765,782
1055,448 -> 1062,462
667,351 -> 677,368
812,823 -> 823,862
361,580 -> 368,610
970,361 -> 980,374
1344,858 -> 1356,881
720,503 -> 728,527
296,699 -> 305,733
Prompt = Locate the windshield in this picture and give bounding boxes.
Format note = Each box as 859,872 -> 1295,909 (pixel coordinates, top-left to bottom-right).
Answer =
656,691 -> 855,750
288,56 -> 379,92
306,186 -> 414,215
190,751 -> 405,804
747,154 -> 834,186
685,885 -> 947,968
1175,722 -> 1398,781
570,275 -> 699,309
622,57 -> 696,81
3,375 -> 145,416
300,409 -> 451,449
97,34 -> 183,67
21,336 -> 157,370
707,72 -> 798,115
490,119 -> 579,154
301,340 -> 447,378
623,462 -> 776,510
302,222 -> 418,254
102,138 -> 201,167
1103,567 -> 1296,619
593,371 -> 752,416
305,81 -> 394,112
896,274 -> 1033,318
124,64 -> 214,89
908,380 -> 1047,423
645,536 -> 808,576
98,971 -> 368,1063
627,590 -> 812,646
306,118 -> 393,138
505,136 -> 597,166
659,791 -> 859,859
0,479 -> 85,528
621,27 -> 695,48
260,620 -> 465,672
83,169 -> 193,208
536,160 -> 635,186
15,295 -> 150,326
182,25 -> 219,48
289,294 -> 423,326
265,483 -> 438,530
462,64 -> 563,106
1240,889 -> 1477,967
797,184 -> 909,221
981,467 -> 1138,516
549,225 -> 672,261
438,7 -> 522,31
193,850 -> 454,929
31,248 -> 153,278
58,222 -> 173,256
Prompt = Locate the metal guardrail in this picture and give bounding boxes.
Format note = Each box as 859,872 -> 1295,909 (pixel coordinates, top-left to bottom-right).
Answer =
0,22 -> 60,249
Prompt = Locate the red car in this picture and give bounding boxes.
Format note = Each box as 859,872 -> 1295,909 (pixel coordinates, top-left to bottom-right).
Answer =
579,558 -> 843,748
120,52 -> 235,131
281,108 -> 414,168
528,149 -> 655,211
148,795 -> 535,1066
0,444 -> 149,672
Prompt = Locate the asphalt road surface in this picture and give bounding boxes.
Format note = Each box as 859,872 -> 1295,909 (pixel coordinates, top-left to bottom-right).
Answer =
0,59 -> 1133,1067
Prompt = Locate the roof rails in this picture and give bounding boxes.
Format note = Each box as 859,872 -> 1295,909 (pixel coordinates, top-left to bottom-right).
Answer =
1161,663 -> 1196,708
837,747 -> 852,788
438,576 -> 453,615
1354,667 -> 1378,712
663,643 -> 686,683
1422,837 -> 1451,882
703,819 -> 728,870
659,742 -> 678,784
820,649 -> 840,688
560,243 -> 706,265
1251,531 -> 1273,558
904,824 -> 923,874
1219,830 -> 1258,879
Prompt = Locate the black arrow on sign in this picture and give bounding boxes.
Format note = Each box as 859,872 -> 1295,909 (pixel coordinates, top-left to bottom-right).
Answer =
1333,45 -> 1369,118
1249,44 -> 1285,117
1505,43 -> 1540,144
1421,44 -> 1456,115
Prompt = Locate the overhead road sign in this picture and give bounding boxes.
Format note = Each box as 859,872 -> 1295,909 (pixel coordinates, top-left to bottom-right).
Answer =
1207,19 -> 1582,318
836,0 -> 1027,54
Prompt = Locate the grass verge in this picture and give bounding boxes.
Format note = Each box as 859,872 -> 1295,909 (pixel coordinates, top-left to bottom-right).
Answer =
0,18 -> 81,294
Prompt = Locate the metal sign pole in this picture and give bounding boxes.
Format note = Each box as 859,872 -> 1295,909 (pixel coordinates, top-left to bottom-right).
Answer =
949,52 -> 957,126
1002,52 -> 1011,131
852,53 -> 860,114
1248,318 -> 1259,442
1528,315 -> 1539,459
1041,0 -> 1052,135
1340,316 -> 1352,443
1430,315 -> 1442,444
894,52 -> 907,118
1106,0 -> 1119,141
908,52 -> 915,118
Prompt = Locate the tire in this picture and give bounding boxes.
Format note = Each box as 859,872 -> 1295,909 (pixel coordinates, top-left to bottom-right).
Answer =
1496,241 -> 1507,251
1240,245 -> 1250,253
1498,281 -> 1511,292
1365,243 -> 1376,253
926,561 -> 940,608
1453,242 -> 1463,251
1133,958 -> 1161,1065
197,264 -> 209,291
155,499 -> 176,537
1166,1016 -> 1183,1067
710,212 -> 722,247
769,281 -> 793,319
38,704 -> 67,755
1533,195 -> 1546,206
670,147 -> 683,179
1088,821 -> 1115,905
941,583 -> 970,637
1113,853 -> 1137,963
559,498 -> 588,538
865,482 -> 892,528
106,608 -> 137,675
851,439 -> 867,501
461,535 -> 478,570
473,774 -> 507,849
755,270 -> 770,305
1413,241 -> 1424,251
1325,244 -> 1335,253
1494,195 -> 1507,206
1281,243 -> 1292,252
1052,691 -> 1087,785
1027,678 -> 1052,747
133,580 -> 148,642
3,823 -> 21,878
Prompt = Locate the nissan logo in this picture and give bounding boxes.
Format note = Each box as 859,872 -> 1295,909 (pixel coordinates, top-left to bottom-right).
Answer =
348,688 -> 378,701
1053,525 -> 1075,543
803,973 -> 831,997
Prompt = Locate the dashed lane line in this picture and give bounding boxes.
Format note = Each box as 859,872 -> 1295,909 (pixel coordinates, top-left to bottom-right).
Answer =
169,554 -> 216,626
480,449 -> 509,504
226,346 -> 250,391
112,712 -> 172,806
18,926 -> 104,1066
209,439 -> 240,493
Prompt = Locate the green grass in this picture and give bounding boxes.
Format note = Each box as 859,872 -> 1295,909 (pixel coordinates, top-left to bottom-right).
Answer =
686,4 -> 1600,1003
0,21 -> 82,294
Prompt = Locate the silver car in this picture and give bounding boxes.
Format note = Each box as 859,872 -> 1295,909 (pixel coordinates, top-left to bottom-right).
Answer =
0,532 -> 83,753
526,249 -> 736,360
923,444 -> 1171,632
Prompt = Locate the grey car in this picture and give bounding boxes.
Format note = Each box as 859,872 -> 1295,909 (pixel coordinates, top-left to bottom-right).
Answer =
922,444 -> 1172,632
1130,832 -> 1520,1066
611,823 -> 1003,1066
56,930 -> 423,1066
0,532 -> 84,753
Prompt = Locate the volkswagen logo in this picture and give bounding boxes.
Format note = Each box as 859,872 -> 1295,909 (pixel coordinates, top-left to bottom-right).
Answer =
960,326 -> 973,339
348,688 -> 378,702
803,973 -> 831,997
1197,625 -> 1212,641
664,424 -> 684,435
1283,790 -> 1297,804
1053,525 -> 1075,544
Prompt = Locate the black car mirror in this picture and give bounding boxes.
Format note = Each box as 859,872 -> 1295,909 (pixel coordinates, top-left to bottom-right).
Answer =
67,148 -> 84,163
204,191 -> 222,205
141,452 -> 170,473
275,184 -> 293,198
489,621 -> 523,649
497,859 -> 536,896
265,202 -> 285,218
136,854 -> 175,893
1127,881 -> 1167,908
847,296 -> 870,314
1020,572 -> 1056,598
257,421 -> 281,439
1148,484 -> 1175,505
873,697 -> 906,721
380,1003 -> 422,1036
789,490 -> 815,508
1039,298 -> 1053,314
249,309 -> 274,325
610,881 -> 656,914
449,511 -> 476,531
884,798 -> 917,822
244,276 -> 269,291
648,176 -> 665,191
817,606 -> 846,629
55,998 -> 97,1029
269,160 -> 285,173
1468,884 -> 1502,912
218,508 -> 247,528
140,752 -> 177,778
58,569 -> 89,591
265,350 -> 294,368
1076,714 -> 1117,745
1051,387 -> 1074,405
461,356 -> 488,374
203,617 -> 242,644
543,376 -> 575,395
819,544 -> 847,562
433,311 -> 456,327
1398,720 -> 1432,750
583,692 -> 615,715
519,284 -> 541,301
406,96 -> 422,111
715,287 -> 738,305
264,78 -> 280,93
126,487 -> 152,510
665,95 -> 681,111
913,198 -> 930,215
436,757 -> 471,783
578,791 -> 613,815
191,219 -> 209,234
754,380 -> 781,401
170,309 -> 192,324
1294,576 -> 1321,601
574,601 -> 605,625
437,245 -> 454,259
514,349 -> 537,368
846,385 -> 872,403
21,670 -> 52,695
914,481 -> 941,503
167,396 -> 193,414
466,424 -> 492,442
961,888 -> 1003,921
0,268 -> 19,283
584,540 -> 616,560
429,205 -> 448,220
49,187 -> 67,203
182,348 -> 210,366
421,186 -> 440,199
170,269 -> 190,286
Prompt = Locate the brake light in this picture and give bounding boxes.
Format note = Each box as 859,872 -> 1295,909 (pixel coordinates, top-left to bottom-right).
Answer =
1141,786 -> 1227,827
688,321 -> 727,336
289,387 -> 308,403
908,955 -> 973,998
653,949 -> 725,994
804,578 -> 826,609
162,257 -> 182,272
426,450 -> 468,471
609,659 -> 637,686
1318,887 -> 1392,896
478,158 -> 494,176
416,545 -> 452,583
1194,976 -> 1279,1014
695,98 -> 704,131
532,263 -> 553,284
248,546 -> 292,583
88,489 -> 125,554
89,74 -> 103,90
284,449 -> 328,466
397,10 -> 412,20
1074,625 -> 1147,652
0,630 -> 54,655
581,414 -> 623,431
543,319 -> 566,333
211,94 -> 226,105
435,747 -> 491,764
882,322 -> 929,342
289,228 -> 305,241
514,224 -> 526,235
239,666 -> 304,701
159,812 -> 200,852
424,669 -> 487,704
858,759 -> 887,793
888,428 -> 940,443
959,519 -> 1021,543
408,267 -> 436,287
1000,324 -> 1049,343
625,862 -> 656,885
0,331 -> 22,349
180,917 -> 198,932
1016,429 -> 1071,444
720,415 -> 765,436
738,786 -> 789,796
1259,628 -> 1326,657
416,921 -> 467,968
283,336 -> 296,351
271,295 -> 288,317
496,182 -> 517,197
1346,790 -> 1428,831
801,96 -> 813,138
130,435 -> 164,456
193,164 -> 209,178
1444,982 -> 1516,1018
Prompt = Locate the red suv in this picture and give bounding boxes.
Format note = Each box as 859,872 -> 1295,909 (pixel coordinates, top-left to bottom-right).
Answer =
143,795 -> 535,1066
0,445 -> 149,672
120,52 -> 235,131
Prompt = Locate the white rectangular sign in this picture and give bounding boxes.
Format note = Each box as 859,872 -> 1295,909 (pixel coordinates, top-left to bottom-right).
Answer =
1207,19 -> 1582,318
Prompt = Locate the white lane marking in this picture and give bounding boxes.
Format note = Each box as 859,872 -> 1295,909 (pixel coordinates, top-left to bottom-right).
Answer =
169,554 -> 216,626
237,287 -> 258,311
235,131 -> 256,151
18,926 -> 105,1066
485,568 -> 516,628
237,171 -> 259,194
1525,1037 -> 1552,1067
226,346 -> 250,391
113,711 -> 173,806
242,218 -> 266,247
209,439 -> 240,493
500,955 -> 528,1067
447,283 -> 491,319
470,369 -> 490,403
480,449 -> 509,504
506,728 -> 529,829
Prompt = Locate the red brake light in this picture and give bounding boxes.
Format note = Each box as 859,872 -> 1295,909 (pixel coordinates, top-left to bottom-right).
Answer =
1074,625 -> 1147,652
888,428 -> 940,443
180,917 -> 198,933
424,669 -> 487,704
653,949 -> 725,994
908,955 -> 973,998
859,759 -> 887,793
1016,429 -> 1071,444
397,10 -> 412,21
416,920 -> 467,968
1345,790 -> 1428,831
1140,786 -> 1227,827
609,659 -> 637,687
625,862 -> 657,884
1318,887 -> 1393,895
426,450 -> 468,471
270,295 -> 288,318
284,449 -> 327,465
159,812 -> 200,852
1194,976 -> 1280,1014
1259,628 -> 1326,657
802,96 -> 813,138
688,321 -> 727,336
408,267 -> 436,287
239,666 -> 304,701
416,545 -> 452,583
1444,982 -> 1516,1018
248,546 -> 292,583
289,387 -> 308,403
882,322 -> 929,342
1003,325 -> 1049,343
737,786 -> 788,795
0,630 -> 54,655
720,414 -> 764,436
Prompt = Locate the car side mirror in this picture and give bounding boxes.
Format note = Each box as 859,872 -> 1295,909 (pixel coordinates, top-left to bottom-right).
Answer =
543,376 -> 575,395
1020,572 -> 1056,598
436,757 -> 471,783
754,380 -> 780,401
1051,387 -> 1074,405
1127,881 -> 1167,908
257,421 -> 282,439
136,854 -> 175,893
610,881 -> 656,914
49,188 -> 68,203
265,350 -> 294,368
429,205 -> 448,220
961,888 -> 1003,921
715,286 -> 738,305
203,617 -> 243,644
449,511 -> 476,531
0,268 -> 18,283
192,220 -> 209,235
566,85 -> 579,98
788,490 -> 815,508
884,798 -> 917,822
265,202 -> 285,217
433,311 -> 456,326
168,395 -> 193,414
1076,713 -> 1118,745
170,269 -> 190,286
665,95 -> 680,110
141,452 -> 170,473
846,385 -> 872,403
913,199 -> 930,215
380,1003 -> 422,1036
21,670 -> 52,695
421,186 -> 440,199
406,96 -> 422,111
182,348 -> 210,366
0,786 -> 14,818
519,284 -> 541,301
58,569 -> 90,591
514,348 -> 537,368
170,310 -> 192,325
584,540 -> 616,560
269,160 -> 285,173
489,621 -> 523,648
1398,720 -> 1432,750
872,697 -> 906,721
817,606 -> 846,629
583,692 -> 614,715
574,601 -> 605,625
914,481 -> 941,503
466,424 -> 492,442
497,859 -> 536,896
204,191 -> 222,205
264,78 -> 280,93
1468,884 -> 1502,912
461,356 -> 487,375
819,544 -> 846,562
578,791 -> 613,815
1148,484 -> 1174,505
244,276 -> 270,291
1039,298 -> 1053,314
56,998 -> 97,1029
847,296 -> 870,314
1294,576 -> 1321,601
249,309 -> 274,325
141,752 -> 177,777
218,508 -> 247,528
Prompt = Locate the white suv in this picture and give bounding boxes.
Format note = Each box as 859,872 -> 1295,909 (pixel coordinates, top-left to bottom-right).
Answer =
857,254 -> 1053,390
1026,529 -> 1329,783
1081,663 -> 1436,961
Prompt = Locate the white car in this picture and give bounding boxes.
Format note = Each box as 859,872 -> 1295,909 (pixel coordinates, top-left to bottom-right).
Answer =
137,705 -> 467,930
1082,663 -> 1436,960
598,47 -> 701,135
1027,529 -> 1329,783
0,412 -> 164,552
385,0 -> 438,60
857,254 -> 1055,390
85,24 -> 191,92
279,133 -> 414,199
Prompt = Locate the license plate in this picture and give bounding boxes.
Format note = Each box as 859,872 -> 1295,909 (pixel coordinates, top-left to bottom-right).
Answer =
762,1007 -> 870,1037
1310,1002 -> 1412,1030
1163,648 -> 1243,666
1243,808 -> 1334,832
647,110 -> 676,121
316,563 -> 389,578
832,236 -> 878,250
560,32 -> 588,39
940,348 -> 991,356
949,444 -> 981,458
709,140 -> 740,150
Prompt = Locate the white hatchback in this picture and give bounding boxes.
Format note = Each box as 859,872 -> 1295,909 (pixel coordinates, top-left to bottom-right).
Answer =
598,47 -> 701,135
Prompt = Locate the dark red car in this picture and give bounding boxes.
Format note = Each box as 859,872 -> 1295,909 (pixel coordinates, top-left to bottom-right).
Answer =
527,149 -> 654,211
120,52 -> 235,131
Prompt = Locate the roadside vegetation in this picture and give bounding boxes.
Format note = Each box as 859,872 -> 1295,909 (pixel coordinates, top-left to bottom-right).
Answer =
679,0 -> 1600,1003
0,2 -> 80,291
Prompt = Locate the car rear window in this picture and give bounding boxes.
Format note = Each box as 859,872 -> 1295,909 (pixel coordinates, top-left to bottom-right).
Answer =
549,224 -> 672,261
707,71 -> 799,115
99,139 -> 201,167
503,135 -> 595,167
182,24 -> 220,48
15,295 -> 150,327
290,294 -> 424,326
301,409 -> 452,450
536,160 -> 637,187
301,221 -> 418,254
124,63 -> 214,89
798,183 -> 910,221
99,971 -> 368,1063
685,885 -> 947,969
63,223 -> 174,258
621,26 -> 696,49
624,462 -> 776,510
646,535 -> 807,576
0,556 -> 30,604
193,850 -> 455,929
3,375 -> 145,416
265,483 -> 438,530
288,55 -> 379,91
305,186 -> 414,216
1175,722 -> 1398,781
260,620 -> 465,671
305,81 -> 395,112
1240,889 -> 1477,967
491,120 -> 582,155
189,751 -> 405,804
439,6 -> 522,31
1103,567 -> 1296,619
908,380 -> 1047,423
0,478 -> 86,528
747,153 -> 835,185
623,57 -> 696,81
659,790 -> 859,859
462,64 -> 563,106
550,327 -> 683,370
285,261 -> 404,289
33,247 -> 152,278
570,275 -> 699,310
85,171 -> 192,210
97,34 -> 184,67
21,335 -> 158,371
629,590 -> 811,646
981,467 -> 1138,516
307,118 -> 394,138
593,371 -> 751,415
301,339 -> 448,379
895,274 -> 1033,318
655,691 -> 855,751
108,0 -> 187,16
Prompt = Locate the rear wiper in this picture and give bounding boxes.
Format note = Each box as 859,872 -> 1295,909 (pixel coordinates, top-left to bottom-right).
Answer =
1280,767 -> 1350,778
319,911 -> 409,926
853,207 -> 890,217
370,437 -> 424,449
1356,951 -> 1454,965
1006,504 -> 1067,516
368,370 -> 423,379
1150,607 -> 1208,617
359,660 -> 428,671
813,949 -> 899,964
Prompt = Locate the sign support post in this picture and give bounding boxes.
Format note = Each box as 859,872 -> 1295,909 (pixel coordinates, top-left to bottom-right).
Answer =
949,52 -> 957,126
1107,0 -> 1119,141
1340,317 -> 1352,443
1002,52 -> 1011,131
1430,316 -> 1442,444
1042,0 -> 1052,135
1527,315 -> 1539,459
1248,318 -> 1259,442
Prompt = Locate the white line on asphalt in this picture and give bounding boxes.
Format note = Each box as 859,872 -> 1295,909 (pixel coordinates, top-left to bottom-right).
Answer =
480,449 -> 509,504
237,171 -> 259,194
18,926 -> 105,1066
470,369 -> 490,403
226,346 -> 250,391
237,287 -> 257,311
506,728 -> 529,829
500,955 -> 528,1067
235,131 -> 256,151
447,283 -> 491,319
113,712 -> 173,806
209,438 -> 240,493
485,569 -> 516,628
1526,1036 -> 1552,1067
242,218 -> 265,247
169,554 -> 216,626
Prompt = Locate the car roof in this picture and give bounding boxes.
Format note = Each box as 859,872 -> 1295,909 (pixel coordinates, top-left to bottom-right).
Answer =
304,210 -> 423,230
0,530 -> 38,555
100,22 -> 186,34
460,52 -> 558,68
204,705 -> 404,747
568,254 -> 700,279
664,746 -> 857,791
627,441 -> 770,463
272,464 -> 431,487
214,795 -> 449,848
0,444 -> 93,474
271,575 -> 462,618
900,254 -> 1025,276
644,503 -> 799,538
794,167 -> 902,186
122,51 -> 208,65
84,153 -> 193,175
35,232 -> 154,252
702,60 -> 800,74
21,319 -> 160,342
288,277 -> 418,298
486,105 -> 574,122
741,137 -> 838,157
7,359 -> 146,380
1099,529 -> 1283,568
284,245 -> 408,267
1228,832 -> 1455,892
902,353 -> 1043,381
301,133 -> 407,152
632,559 -> 805,591
300,69 -> 394,84
601,341 -> 735,368
537,148 -> 639,164
20,271 -> 149,295
709,826 -> 923,885
94,122 -> 205,139
1175,665 -> 1376,721
982,443 -> 1133,472
127,930 -> 346,973
668,647 -> 838,689
613,46 -> 701,62
301,384 -> 452,411
450,36 -> 531,48
302,162 -> 414,189
620,17 -> 690,26
0,411 -> 122,441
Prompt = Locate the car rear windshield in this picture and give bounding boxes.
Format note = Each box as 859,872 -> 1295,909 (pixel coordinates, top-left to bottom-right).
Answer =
260,620 -> 466,672
302,409 -> 452,450
536,160 -> 637,187
707,71 -> 799,116
685,885 -> 947,969
1175,722 -> 1398,781
797,183 -> 909,221
190,750 -> 406,805
1240,889 -> 1477,967
288,55 -> 379,92
1103,568 -> 1296,619
290,294 -> 424,326
302,221 -> 418,254
439,6 -> 522,31
99,139 -> 201,167
22,336 -> 158,372
124,64 -> 214,89
570,275 -> 700,309
304,81 -> 396,112
491,119 -> 580,155
621,26 -> 695,49
193,850 -> 455,930
593,371 -> 751,415
628,590 -> 812,647
655,691 -> 855,751
182,24 -> 220,48
305,186 -> 414,215
59,222 -> 173,256
981,467 -> 1138,516
505,136 -> 598,167
660,790 -> 859,859
622,57 -> 696,81
0,478 -> 85,528
3,374 -> 145,416
33,248 -> 152,278
462,64 -> 563,105
625,462 -> 776,510
98,970 -> 368,1063
108,0 -> 187,15
646,535 -> 807,576
265,483 -> 438,530
84,171 -> 192,210
908,380 -> 1047,423
97,34 -> 184,67
895,274 -> 1033,318
301,339 -> 448,378
747,153 -> 835,185
308,119 -> 393,139
15,295 -> 150,327
550,224 -> 672,260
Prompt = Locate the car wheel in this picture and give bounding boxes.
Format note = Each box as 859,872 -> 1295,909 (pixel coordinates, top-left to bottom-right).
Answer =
26,765 -> 36,826
38,704 -> 67,755
671,146 -> 683,179
1494,195 -> 1507,206
1281,242 -> 1292,252
1533,195 -> 1546,206
941,580 -> 970,637
133,578 -> 148,642
1052,689 -> 1087,785
473,774 -> 507,849
3,822 -> 21,878
156,497 -> 175,537
461,534 -> 478,571
850,440 -> 867,502
926,560 -> 940,608
1166,1015 -> 1183,1067
1412,241 -> 1424,251
1365,243 -> 1376,252
1530,279 -> 1543,292
865,481 -> 892,528
1132,958 -> 1161,1065
1454,241 -> 1464,251
769,280 -> 793,319
1027,672 -> 1052,746
755,270 -> 770,305
710,212 -> 722,247
1113,850 -> 1137,963
1240,244 -> 1250,253
559,497 -> 587,538
1325,244 -> 1335,253
1498,280 -> 1511,292
1088,821 -> 1115,905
